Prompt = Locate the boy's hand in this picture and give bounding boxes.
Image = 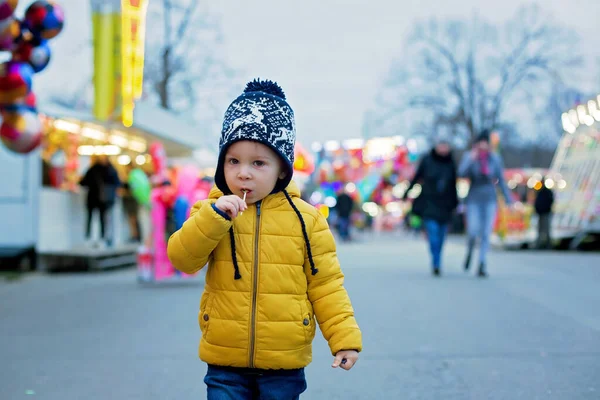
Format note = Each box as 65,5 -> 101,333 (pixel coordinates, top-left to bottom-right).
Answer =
215,195 -> 247,218
332,350 -> 359,370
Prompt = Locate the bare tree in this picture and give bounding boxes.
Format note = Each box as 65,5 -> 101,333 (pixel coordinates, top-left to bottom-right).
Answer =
370,4 -> 582,144
143,0 -> 238,115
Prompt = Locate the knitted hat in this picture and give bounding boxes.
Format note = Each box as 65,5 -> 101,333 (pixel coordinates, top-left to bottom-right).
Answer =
433,131 -> 452,146
475,129 -> 491,143
214,78 -> 296,194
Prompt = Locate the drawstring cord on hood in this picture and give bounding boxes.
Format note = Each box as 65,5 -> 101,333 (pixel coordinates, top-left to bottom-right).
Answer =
283,190 -> 319,276
228,190 -> 319,280
229,227 -> 242,280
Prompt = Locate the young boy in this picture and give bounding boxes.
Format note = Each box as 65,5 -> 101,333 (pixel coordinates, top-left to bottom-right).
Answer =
167,79 -> 362,399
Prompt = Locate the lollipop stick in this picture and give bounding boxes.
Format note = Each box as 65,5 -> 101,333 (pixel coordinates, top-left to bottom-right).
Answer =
240,191 -> 247,215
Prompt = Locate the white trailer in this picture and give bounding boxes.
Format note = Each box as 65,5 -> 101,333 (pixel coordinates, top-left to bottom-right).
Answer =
549,95 -> 600,249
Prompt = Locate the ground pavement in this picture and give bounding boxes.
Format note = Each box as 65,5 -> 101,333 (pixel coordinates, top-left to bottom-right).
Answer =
1,233 -> 599,400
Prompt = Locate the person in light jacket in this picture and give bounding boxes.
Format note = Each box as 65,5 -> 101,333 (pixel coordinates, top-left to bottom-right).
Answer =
458,130 -> 512,277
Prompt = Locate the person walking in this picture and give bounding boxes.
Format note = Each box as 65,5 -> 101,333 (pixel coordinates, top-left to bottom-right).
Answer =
334,186 -> 355,242
534,178 -> 554,249
404,135 -> 458,276
458,130 -> 512,277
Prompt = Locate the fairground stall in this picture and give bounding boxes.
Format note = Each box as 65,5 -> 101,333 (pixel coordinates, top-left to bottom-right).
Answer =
307,135 -> 423,232
491,168 -> 549,248
0,98 -> 210,271
547,94 -> 600,249
0,0 -> 66,270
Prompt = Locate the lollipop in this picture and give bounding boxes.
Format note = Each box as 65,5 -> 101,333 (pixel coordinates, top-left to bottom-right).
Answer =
240,190 -> 248,215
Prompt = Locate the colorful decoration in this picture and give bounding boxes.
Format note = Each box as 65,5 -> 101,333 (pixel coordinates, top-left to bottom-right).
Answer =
23,0 -> 64,40
12,39 -> 51,73
0,108 -> 42,153
149,141 -> 167,182
175,164 -> 200,204
121,0 -> 149,127
0,0 -> 64,155
0,1 -> 18,21
2,90 -> 35,112
128,168 -> 151,206
0,16 -> 19,51
0,61 -> 34,103
137,171 -> 201,284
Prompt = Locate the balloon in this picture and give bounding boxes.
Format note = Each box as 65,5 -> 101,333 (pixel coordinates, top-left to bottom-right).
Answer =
128,168 -> 151,206
190,180 -> 211,204
176,164 -> 199,202
0,61 -> 34,104
0,109 -> 42,154
149,141 -> 167,176
0,16 -> 19,51
1,91 -> 35,112
173,195 -> 190,231
23,0 -> 64,40
12,39 -> 51,73
0,0 -> 18,22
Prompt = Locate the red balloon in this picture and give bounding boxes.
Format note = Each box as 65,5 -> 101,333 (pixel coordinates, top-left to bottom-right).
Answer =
0,109 -> 42,154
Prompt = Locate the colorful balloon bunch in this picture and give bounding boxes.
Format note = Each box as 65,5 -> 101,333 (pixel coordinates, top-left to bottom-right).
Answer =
0,0 -> 64,154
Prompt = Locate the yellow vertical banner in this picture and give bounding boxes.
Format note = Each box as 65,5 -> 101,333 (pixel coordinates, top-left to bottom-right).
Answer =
92,5 -> 115,122
121,0 -> 148,127
111,12 -> 123,120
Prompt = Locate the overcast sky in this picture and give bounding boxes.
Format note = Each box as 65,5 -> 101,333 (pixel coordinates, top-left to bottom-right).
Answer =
31,0 -> 600,148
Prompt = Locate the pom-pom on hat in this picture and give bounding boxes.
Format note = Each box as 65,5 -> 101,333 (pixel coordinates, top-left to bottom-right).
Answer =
214,78 -> 296,194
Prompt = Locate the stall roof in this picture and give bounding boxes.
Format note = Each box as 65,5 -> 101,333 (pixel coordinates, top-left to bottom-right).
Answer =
38,102 -> 217,159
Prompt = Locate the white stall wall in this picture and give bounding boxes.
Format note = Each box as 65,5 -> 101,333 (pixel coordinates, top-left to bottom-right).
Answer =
0,147 -> 40,249
37,189 -> 131,253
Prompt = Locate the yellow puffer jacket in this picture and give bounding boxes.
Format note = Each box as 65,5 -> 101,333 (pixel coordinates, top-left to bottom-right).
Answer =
167,181 -> 362,370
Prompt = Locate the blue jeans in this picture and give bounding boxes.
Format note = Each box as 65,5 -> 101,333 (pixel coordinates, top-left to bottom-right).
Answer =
465,201 -> 497,267
423,219 -> 448,270
337,216 -> 351,241
204,365 -> 307,400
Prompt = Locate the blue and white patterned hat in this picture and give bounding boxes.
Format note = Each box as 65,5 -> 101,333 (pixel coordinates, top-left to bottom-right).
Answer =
215,79 -> 296,194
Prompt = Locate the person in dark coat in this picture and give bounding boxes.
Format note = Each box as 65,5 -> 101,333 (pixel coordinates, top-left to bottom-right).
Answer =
403,134 -> 458,276
80,155 -> 121,246
334,186 -> 355,242
534,178 -> 554,249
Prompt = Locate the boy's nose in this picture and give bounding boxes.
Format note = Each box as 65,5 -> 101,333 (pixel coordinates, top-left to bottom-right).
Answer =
238,166 -> 251,179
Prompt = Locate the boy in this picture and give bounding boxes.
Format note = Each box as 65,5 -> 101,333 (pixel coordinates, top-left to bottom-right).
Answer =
167,79 -> 362,399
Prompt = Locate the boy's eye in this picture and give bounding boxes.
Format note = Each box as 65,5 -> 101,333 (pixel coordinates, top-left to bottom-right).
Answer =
228,158 -> 239,164
253,160 -> 265,167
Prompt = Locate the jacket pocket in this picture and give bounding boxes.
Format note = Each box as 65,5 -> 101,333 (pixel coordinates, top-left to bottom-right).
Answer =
299,299 -> 316,343
199,292 -> 214,339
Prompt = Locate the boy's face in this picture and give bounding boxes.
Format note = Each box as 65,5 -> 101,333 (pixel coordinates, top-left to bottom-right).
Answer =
223,140 -> 287,204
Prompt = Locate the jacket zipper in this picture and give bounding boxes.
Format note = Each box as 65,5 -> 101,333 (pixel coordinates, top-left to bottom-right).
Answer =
249,201 -> 261,367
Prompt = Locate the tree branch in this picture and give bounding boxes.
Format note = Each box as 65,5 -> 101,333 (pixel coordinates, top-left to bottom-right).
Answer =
172,0 -> 200,54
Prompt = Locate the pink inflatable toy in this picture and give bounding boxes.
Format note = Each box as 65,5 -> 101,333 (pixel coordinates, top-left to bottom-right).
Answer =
149,141 -> 168,184
137,186 -> 198,283
176,164 -> 199,205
